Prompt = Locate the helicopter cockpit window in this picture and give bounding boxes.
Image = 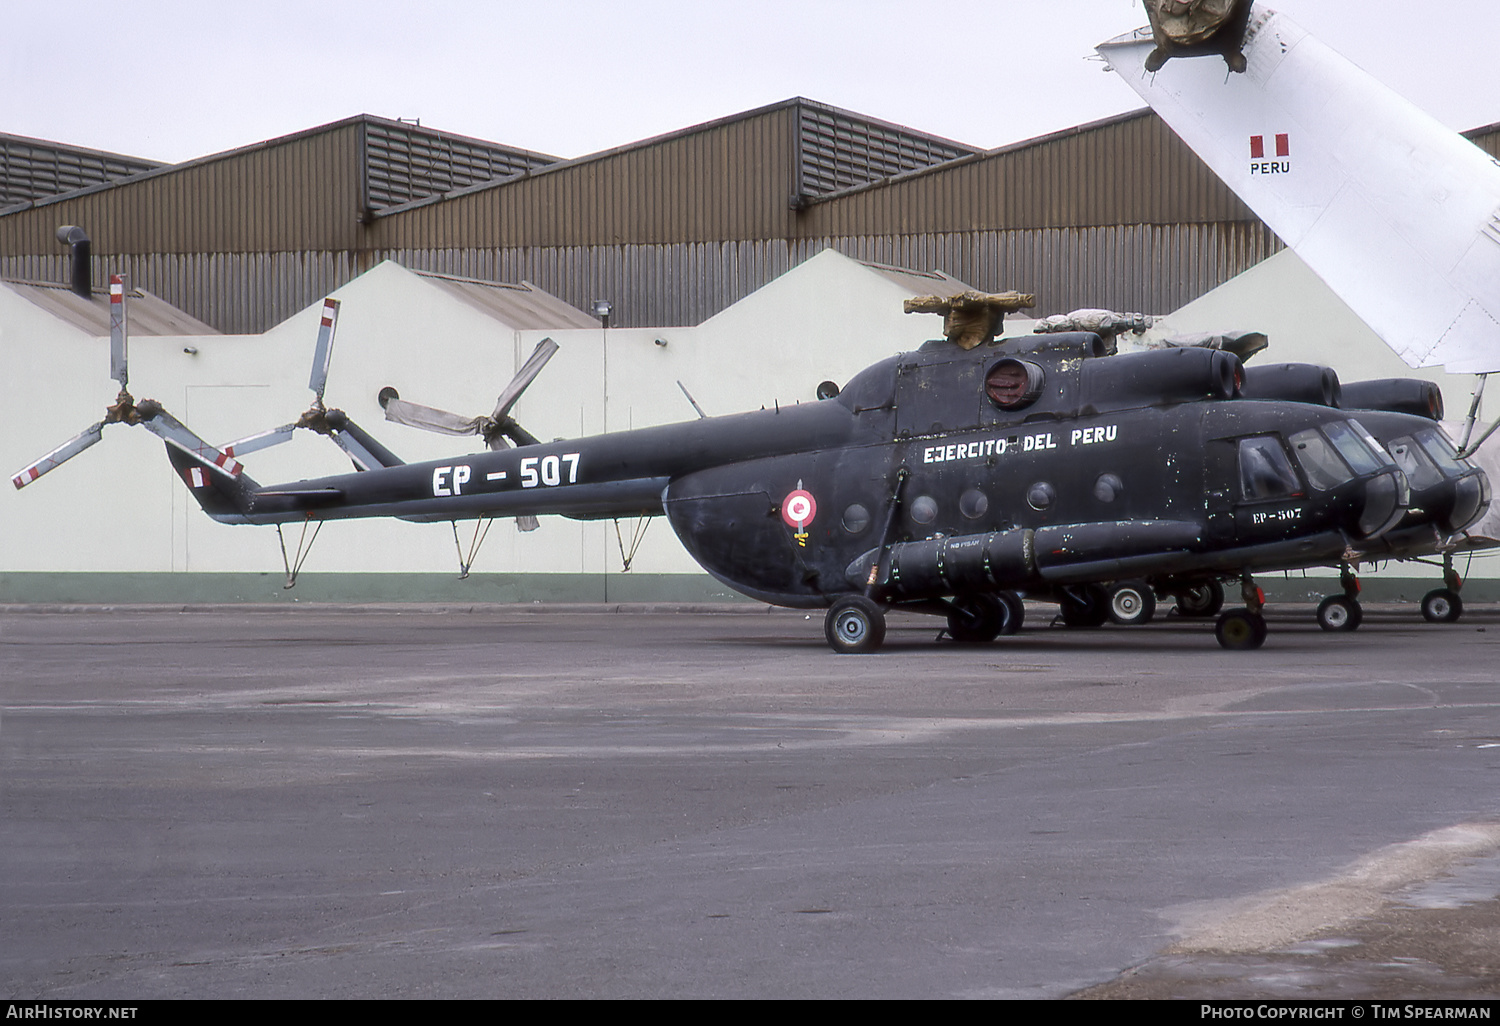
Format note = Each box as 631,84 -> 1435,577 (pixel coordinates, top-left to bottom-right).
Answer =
1414,427 -> 1470,477
1238,436 -> 1300,501
1323,420 -> 1386,475
985,359 -> 1045,410
1387,436 -> 1444,491
1289,428 -> 1354,491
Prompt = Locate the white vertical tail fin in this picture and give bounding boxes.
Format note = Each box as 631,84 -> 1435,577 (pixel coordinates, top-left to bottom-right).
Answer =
1098,4 -> 1500,374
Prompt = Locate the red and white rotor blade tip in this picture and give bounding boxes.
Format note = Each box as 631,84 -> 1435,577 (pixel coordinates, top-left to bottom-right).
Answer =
308,297 -> 341,402
109,275 -> 129,389
12,422 -> 106,489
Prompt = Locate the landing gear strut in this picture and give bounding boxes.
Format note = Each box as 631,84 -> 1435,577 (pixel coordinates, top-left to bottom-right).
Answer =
1421,555 -> 1464,623
1316,564 -> 1363,632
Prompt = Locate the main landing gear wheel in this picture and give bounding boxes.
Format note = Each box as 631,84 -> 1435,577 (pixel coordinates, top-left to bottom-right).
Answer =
825,596 -> 886,654
947,594 -> 1008,643
1421,588 -> 1463,623
1316,595 -> 1363,632
1107,580 -> 1157,626
1059,584 -> 1110,628
996,591 -> 1025,635
1215,609 -> 1268,650
1174,578 -> 1224,618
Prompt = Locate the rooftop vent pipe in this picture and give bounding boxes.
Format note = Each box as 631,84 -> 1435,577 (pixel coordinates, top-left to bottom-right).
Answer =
55,225 -> 92,300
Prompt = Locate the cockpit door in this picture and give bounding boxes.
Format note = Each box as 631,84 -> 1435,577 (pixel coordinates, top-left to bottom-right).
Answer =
1203,437 -> 1238,542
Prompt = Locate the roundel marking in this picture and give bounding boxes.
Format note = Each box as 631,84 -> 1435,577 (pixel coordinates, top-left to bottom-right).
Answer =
782,489 -> 817,528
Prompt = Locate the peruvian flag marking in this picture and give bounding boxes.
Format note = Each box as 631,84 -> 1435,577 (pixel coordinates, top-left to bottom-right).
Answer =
1250,134 -> 1291,158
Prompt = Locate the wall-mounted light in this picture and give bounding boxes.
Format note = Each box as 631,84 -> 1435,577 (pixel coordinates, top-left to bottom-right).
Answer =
182,346 -> 199,355
592,299 -> 613,329
654,337 -> 668,348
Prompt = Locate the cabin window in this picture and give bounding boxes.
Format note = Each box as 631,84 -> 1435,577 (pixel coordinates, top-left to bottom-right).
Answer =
985,359 -> 1045,410
959,488 -> 989,519
910,495 -> 939,524
1026,482 -> 1055,511
1288,428 -> 1354,491
842,504 -> 872,534
1238,436 -> 1300,500
1093,473 -> 1123,503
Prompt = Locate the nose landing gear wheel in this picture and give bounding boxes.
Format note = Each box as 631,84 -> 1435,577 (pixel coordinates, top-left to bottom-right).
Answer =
1420,588 -> 1463,623
1215,609 -> 1268,650
825,596 -> 887,653
1316,595 -> 1363,631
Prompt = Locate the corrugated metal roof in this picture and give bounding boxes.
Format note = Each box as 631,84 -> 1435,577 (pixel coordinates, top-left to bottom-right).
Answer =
412,270 -> 597,330
859,260 -> 974,296
2,279 -> 220,336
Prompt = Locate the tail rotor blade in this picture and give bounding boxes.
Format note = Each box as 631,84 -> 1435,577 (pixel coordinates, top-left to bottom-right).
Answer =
308,298 -> 340,403
492,337 -> 558,419
383,397 -> 488,437
12,422 -> 106,488
220,423 -> 298,458
109,275 -> 128,389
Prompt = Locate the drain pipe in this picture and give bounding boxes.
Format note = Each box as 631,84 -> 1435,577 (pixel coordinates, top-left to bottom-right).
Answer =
55,225 -> 92,299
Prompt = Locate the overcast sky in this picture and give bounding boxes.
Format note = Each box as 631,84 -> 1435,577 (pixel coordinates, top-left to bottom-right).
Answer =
6,0 -> 1500,165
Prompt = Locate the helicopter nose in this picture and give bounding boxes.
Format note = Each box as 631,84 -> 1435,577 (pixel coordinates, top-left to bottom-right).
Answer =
1357,469 -> 1408,538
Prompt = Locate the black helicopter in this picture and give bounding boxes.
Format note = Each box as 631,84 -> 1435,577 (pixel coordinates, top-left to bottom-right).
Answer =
17,282 -> 1428,652
1236,366 -> 1491,629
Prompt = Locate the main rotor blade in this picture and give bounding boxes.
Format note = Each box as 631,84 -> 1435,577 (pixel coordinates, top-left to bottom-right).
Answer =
109,275 -> 128,389
12,422 -> 106,488
220,423 -> 298,458
308,297 -> 340,403
383,397 -> 488,437
138,406 -> 243,478
491,337 -> 558,420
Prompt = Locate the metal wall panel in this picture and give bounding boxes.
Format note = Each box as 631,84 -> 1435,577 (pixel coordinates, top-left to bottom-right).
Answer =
361,120 -> 556,212
0,125 -> 365,255
367,106 -> 804,248
0,134 -> 162,207
3,222 -> 1275,334
796,111 -> 1255,236
379,222 -> 1278,330
1,251 -> 356,334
